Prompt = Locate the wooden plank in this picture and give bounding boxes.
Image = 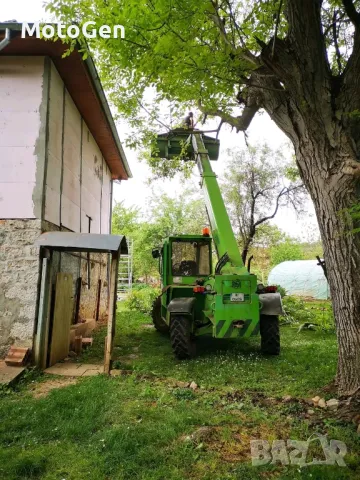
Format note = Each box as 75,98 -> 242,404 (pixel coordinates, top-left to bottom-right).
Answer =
104,255 -> 119,374
34,255 -> 52,369
49,272 -> 73,366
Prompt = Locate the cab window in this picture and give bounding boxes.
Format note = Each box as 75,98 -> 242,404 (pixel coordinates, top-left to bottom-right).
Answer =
171,241 -> 211,276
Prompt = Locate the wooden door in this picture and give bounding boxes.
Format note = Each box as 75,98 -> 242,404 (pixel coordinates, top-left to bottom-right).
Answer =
49,272 -> 73,366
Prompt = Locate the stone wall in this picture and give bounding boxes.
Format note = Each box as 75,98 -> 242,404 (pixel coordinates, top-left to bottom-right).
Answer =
0,219 -> 42,357
0,218 -> 110,359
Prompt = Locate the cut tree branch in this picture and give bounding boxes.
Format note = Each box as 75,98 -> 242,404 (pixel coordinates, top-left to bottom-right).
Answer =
197,101 -> 259,132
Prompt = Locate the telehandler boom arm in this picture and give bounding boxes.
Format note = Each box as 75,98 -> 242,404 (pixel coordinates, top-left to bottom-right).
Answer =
191,133 -> 248,275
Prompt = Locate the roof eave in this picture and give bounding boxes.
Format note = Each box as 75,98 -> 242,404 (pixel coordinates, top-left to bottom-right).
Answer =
0,22 -> 132,179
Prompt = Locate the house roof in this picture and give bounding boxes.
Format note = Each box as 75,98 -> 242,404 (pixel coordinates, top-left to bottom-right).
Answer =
0,23 -> 131,180
35,232 -> 128,254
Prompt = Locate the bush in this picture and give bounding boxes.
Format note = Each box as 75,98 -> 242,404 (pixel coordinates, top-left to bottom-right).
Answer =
124,286 -> 160,314
281,295 -> 335,330
275,284 -> 287,298
132,283 -> 152,291
281,296 -> 315,324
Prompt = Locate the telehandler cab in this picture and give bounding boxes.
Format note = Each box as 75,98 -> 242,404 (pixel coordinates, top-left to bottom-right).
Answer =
151,129 -> 284,359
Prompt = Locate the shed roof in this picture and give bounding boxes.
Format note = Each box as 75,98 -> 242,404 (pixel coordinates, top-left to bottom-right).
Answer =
35,232 -> 128,254
0,23 -> 131,180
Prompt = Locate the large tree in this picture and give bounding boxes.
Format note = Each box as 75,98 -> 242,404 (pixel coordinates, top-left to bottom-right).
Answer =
220,144 -> 305,263
48,0 -> 360,408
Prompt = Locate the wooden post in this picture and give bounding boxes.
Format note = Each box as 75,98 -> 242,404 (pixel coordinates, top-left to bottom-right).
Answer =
34,252 -> 52,369
95,279 -> 102,322
104,252 -> 119,374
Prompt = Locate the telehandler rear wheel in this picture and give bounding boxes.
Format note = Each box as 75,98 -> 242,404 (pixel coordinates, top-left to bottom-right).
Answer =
260,315 -> 280,355
151,297 -> 169,334
170,315 -> 196,359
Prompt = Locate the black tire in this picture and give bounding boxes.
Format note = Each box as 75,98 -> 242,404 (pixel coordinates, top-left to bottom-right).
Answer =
170,315 -> 196,359
151,297 -> 169,334
260,314 -> 280,355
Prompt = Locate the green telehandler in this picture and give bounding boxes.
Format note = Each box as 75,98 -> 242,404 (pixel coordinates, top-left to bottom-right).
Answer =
151,129 -> 284,359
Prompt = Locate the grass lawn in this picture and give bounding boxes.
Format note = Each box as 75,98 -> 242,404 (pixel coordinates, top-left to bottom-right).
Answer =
0,306 -> 359,479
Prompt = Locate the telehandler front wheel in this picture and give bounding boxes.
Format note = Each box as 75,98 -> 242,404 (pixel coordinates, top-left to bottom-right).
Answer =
260,315 -> 280,355
170,315 -> 196,359
151,297 -> 169,334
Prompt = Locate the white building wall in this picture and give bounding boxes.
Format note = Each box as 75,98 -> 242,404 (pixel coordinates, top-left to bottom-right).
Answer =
0,57 -> 45,219
44,61 -> 112,233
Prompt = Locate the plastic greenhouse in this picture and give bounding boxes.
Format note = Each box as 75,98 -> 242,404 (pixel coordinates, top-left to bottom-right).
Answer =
268,260 -> 330,299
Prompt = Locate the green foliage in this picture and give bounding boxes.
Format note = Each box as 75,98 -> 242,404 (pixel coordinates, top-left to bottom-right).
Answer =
349,203 -> 360,234
281,296 -> 334,331
270,239 -> 304,266
281,296 -> 316,325
172,388 -> 196,401
112,201 -> 140,236
253,223 -> 286,249
132,283 -> 152,291
301,241 -> 324,260
124,286 -> 160,314
112,189 -> 207,281
274,284 -> 287,298
46,0 -> 360,194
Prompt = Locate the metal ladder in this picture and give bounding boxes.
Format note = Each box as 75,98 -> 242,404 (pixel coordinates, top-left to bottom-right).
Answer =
117,238 -> 133,300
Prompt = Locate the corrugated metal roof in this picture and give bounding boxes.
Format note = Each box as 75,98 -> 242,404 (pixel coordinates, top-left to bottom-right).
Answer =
35,232 -> 128,254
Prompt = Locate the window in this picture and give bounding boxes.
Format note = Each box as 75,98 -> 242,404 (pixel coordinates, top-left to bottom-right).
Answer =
171,241 -> 211,276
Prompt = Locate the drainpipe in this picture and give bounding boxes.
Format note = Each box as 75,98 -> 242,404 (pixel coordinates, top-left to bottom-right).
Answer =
0,28 -> 11,52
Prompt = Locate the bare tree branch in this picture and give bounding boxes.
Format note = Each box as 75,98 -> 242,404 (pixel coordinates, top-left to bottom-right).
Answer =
240,183 -> 305,263
272,0 -> 284,58
333,10 -> 343,72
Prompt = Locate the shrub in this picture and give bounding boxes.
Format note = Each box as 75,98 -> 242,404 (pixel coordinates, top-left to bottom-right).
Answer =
281,295 -> 335,331
275,284 -> 287,298
281,296 -> 315,324
132,283 -> 152,291
124,286 -> 160,314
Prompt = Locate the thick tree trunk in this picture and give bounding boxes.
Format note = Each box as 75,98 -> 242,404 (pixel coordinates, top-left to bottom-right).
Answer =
296,141 -> 360,403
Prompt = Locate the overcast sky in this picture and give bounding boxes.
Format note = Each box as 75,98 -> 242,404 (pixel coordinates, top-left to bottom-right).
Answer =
1,0 -> 320,241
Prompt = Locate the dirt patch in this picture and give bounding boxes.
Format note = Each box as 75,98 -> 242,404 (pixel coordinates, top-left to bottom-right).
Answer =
204,423 -> 291,462
29,377 -> 78,398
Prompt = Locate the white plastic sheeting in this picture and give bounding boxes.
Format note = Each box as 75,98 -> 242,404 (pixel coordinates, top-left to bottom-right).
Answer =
268,260 -> 330,299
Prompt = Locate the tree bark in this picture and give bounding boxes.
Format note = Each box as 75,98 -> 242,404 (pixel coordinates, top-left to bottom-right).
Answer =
254,1 -> 360,405
296,142 -> 360,398
252,46 -> 360,408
